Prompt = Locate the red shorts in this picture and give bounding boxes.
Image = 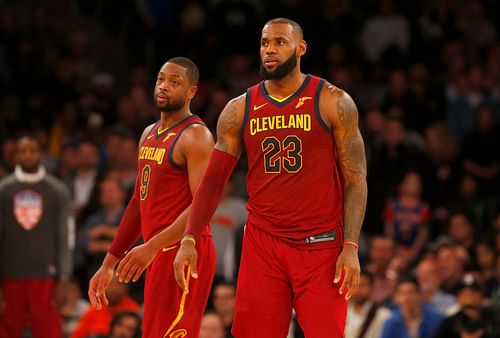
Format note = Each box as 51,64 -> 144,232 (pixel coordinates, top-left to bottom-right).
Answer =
142,235 -> 215,338
0,279 -> 63,338
232,224 -> 347,338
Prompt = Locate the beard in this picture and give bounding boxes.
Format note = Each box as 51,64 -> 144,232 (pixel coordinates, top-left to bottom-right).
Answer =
260,53 -> 297,80
155,96 -> 186,113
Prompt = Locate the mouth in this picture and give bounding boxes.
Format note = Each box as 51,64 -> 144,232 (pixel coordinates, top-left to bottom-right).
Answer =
156,94 -> 168,104
264,58 -> 279,67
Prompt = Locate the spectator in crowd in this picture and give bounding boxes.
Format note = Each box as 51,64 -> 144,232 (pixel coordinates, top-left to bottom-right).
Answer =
360,0 -> 410,65
366,236 -> 400,305
415,258 -> 457,315
446,212 -> 477,267
461,105 -> 500,196
423,122 -> 460,230
75,176 -> 126,284
384,170 -> 430,268
366,116 -> 427,233
61,278 -> 90,337
66,141 -> 100,213
474,239 -> 497,297
96,311 -> 142,338
433,274 -> 486,338
437,243 -> 468,295
210,179 -> 247,283
70,276 -> 139,338
381,275 -> 443,338
345,271 -> 392,338
200,311 -> 226,338
212,282 -> 236,338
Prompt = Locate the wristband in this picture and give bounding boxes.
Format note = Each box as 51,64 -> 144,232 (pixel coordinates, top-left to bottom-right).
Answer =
181,235 -> 196,246
343,241 -> 359,249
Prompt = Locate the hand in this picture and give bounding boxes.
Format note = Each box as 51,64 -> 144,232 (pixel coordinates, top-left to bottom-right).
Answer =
88,266 -> 114,310
51,280 -> 70,311
0,285 -> 6,315
173,240 -> 198,293
116,243 -> 157,283
334,245 -> 360,300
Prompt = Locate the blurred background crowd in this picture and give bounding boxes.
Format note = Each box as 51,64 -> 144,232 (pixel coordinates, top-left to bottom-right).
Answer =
0,0 -> 499,337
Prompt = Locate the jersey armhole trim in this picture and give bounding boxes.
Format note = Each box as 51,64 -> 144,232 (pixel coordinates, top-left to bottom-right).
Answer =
315,79 -> 332,133
240,89 -> 251,136
168,121 -> 206,170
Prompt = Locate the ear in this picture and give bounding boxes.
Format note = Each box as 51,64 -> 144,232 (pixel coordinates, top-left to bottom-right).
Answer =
188,85 -> 198,100
297,39 -> 307,57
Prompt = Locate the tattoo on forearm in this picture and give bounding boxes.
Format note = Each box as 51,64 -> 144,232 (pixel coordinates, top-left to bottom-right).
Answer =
334,92 -> 367,243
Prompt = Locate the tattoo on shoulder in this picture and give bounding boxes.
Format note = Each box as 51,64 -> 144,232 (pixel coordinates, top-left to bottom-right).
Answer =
216,96 -> 244,152
336,91 -> 358,134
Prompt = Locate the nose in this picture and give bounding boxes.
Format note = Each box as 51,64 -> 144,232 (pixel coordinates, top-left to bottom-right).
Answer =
264,43 -> 277,54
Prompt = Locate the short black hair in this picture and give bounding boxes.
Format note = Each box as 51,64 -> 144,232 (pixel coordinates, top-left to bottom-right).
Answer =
167,56 -> 199,86
264,18 -> 304,40
397,274 -> 420,291
109,311 -> 141,338
16,133 -> 41,149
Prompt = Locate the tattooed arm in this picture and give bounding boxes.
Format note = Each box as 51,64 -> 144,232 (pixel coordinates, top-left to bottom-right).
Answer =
214,94 -> 246,157
173,95 -> 246,291
320,83 -> 367,299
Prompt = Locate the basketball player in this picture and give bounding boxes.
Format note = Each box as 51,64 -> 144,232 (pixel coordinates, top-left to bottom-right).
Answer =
174,19 -> 367,337
88,57 -> 216,338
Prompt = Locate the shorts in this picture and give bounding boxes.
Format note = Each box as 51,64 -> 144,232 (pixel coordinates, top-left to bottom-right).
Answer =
232,224 -> 347,338
142,235 -> 216,338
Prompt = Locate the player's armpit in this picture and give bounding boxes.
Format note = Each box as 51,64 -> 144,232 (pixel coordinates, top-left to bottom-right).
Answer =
214,94 -> 246,158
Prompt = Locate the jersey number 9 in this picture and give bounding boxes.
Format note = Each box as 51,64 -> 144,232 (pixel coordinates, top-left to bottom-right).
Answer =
140,165 -> 151,200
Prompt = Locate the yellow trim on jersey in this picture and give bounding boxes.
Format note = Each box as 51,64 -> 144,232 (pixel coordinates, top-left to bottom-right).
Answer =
268,93 -> 292,103
162,266 -> 191,338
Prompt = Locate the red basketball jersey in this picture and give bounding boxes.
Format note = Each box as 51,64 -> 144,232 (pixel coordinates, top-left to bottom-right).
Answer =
242,74 -> 343,241
136,115 -> 210,241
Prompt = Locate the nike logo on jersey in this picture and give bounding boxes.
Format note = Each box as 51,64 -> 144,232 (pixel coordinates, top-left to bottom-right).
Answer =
162,245 -> 177,252
163,132 -> 176,142
253,102 -> 268,111
295,96 -> 312,108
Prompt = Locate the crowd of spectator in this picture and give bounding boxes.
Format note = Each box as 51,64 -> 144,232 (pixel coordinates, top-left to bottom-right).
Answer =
1,0 -> 499,337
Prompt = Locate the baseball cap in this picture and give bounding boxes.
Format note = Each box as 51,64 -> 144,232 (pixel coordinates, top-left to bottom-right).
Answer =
457,274 -> 483,293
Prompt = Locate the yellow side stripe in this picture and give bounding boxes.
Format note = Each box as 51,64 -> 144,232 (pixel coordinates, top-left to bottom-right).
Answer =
162,266 -> 190,337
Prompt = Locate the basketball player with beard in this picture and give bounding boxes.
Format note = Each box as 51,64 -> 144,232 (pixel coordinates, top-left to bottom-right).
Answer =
88,57 -> 216,338
174,18 -> 367,337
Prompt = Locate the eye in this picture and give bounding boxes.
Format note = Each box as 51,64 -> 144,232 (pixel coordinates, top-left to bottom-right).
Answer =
261,41 -> 268,47
171,80 -> 178,86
